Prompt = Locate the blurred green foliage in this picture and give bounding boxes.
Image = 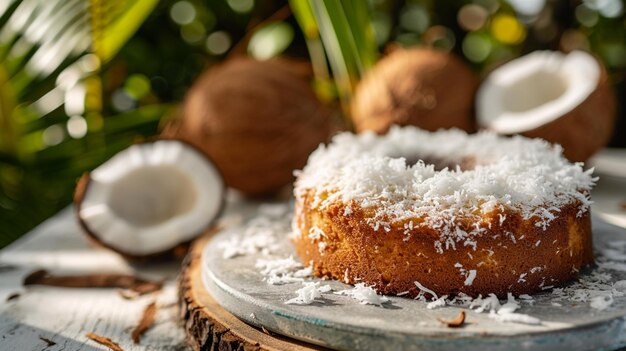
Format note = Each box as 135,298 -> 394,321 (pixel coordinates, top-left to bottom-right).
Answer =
1,0 -> 625,248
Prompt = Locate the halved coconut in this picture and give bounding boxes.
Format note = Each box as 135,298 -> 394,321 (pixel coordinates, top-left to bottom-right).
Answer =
74,140 -> 225,260
477,50 -> 616,161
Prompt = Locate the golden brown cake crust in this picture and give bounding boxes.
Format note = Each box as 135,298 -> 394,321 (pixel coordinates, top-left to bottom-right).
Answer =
292,190 -> 593,298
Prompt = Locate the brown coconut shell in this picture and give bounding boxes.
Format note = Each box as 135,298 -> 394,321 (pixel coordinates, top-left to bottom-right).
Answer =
73,141 -> 226,262
351,47 -> 478,134
170,57 -> 331,197
519,63 -> 616,162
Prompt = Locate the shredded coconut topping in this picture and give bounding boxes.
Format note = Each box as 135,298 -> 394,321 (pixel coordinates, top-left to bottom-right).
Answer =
294,127 -> 595,251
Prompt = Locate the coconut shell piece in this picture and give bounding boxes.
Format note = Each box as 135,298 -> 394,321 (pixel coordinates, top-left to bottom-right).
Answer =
85,332 -> 124,351
132,301 -> 158,344
520,65 -> 616,162
351,47 -> 478,134
172,57 -> 331,196
23,269 -> 163,295
438,310 -> 466,328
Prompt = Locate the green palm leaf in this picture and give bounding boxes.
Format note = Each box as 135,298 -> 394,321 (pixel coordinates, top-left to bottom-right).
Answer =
290,0 -> 378,120
0,0 -> 163,247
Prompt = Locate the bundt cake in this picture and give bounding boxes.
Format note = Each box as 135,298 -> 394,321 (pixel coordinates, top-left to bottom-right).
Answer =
292,126 -> 595,298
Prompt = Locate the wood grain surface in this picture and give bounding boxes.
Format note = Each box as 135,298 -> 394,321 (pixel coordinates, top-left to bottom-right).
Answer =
0,208 -> 187,351
179,231 -> 323,351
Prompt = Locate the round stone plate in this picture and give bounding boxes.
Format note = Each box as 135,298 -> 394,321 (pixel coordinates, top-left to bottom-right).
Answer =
201,210 -> 626,351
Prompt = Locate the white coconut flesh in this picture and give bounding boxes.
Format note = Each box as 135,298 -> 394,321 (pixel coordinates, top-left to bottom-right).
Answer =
477,50 -> 600,133
78,140 -> 223,256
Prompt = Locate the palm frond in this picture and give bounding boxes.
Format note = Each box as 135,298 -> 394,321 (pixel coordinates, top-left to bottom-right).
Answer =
290,0 -> 378,119
0,0 -> 163,247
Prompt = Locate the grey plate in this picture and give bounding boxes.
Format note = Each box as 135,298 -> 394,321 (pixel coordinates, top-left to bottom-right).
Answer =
202,214 -> 626,351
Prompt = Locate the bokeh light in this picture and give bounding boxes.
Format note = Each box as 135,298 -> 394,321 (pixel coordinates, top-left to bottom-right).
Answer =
170,1 -> 196,25
124,74 -> 151,100
458,4 -> 489,32
463,33 -> 492,62
67,116 -> 88,139
474,0 -> 500,14
42,125 -> 65,146
206,31 -> 232,55
372,12 -> 392,46
78,54 -> 100,73
505,0 -> 546,17
400,4 -> 430,33
248,22 -> 294,60
111,90 -> 136,112
227,0 -> 254,14
180,21 -> 206,44
491,14 -> 527,44
585,0 -> 624,18
423,26 -> 455,52
576,4 -> 599,27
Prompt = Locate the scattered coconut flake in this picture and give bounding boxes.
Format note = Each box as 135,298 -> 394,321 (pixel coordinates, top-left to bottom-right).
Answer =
286,282 -> 332,305
414,281 -> 438,300
318,284 -> 333,293
518,273 -> 527,283
551,288 -> 564,295
471,293 -> 501,314
490,310 -> 542,325
464,270 -> 477,286
218,212 -> 290,259
530,266 -> 542,274
590,295 -> 613,311
613,280 -> 626,292
256,256 -> 312,285
427,295 -> 448,309
486,293 -> 542,325
335,283 -> 390,306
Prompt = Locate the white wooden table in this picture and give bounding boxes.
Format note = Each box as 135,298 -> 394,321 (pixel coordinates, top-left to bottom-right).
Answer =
0,206 -> 188,351
1,151 -> 625,351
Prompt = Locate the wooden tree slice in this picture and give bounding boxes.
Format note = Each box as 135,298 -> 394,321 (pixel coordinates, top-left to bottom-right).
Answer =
178,230 -> 323,351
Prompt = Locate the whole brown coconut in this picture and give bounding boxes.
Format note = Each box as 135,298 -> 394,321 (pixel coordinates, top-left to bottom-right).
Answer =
169,57 -> 331,196
351,48 -> 478,134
